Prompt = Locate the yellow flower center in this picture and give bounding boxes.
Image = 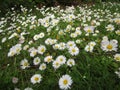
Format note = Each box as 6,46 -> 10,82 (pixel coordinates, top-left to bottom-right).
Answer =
115,57 -> 120,61
87,29 -> 92,33
42,65 -> 45,69
34,77 -> 39,81
16,49 -> 20,52
69,44 -> 73,46
33,52 -> 37,55
24,62 -> 28,66
107,44 -> 113,50
36,59 -> 39,62
116,19 -> 120,24
56,62 -> 59,66
11,52 -> 15,56
108,27 -> 112,30
63,79 -> 68,85
47,58 -> 52,62
60,58 -> 63,62
69,61 -> 73,65
41,48 -> 45,52
72,49 -> 76,52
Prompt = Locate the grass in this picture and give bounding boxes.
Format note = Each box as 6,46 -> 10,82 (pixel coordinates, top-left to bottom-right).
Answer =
0,2 -> 120,90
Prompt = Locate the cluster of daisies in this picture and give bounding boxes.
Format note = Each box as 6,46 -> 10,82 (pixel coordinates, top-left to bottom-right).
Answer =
0,2 -> 120,90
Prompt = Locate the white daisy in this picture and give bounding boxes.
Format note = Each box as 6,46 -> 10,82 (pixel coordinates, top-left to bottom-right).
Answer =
59,42 -> 66,50
37,45 -> 46,54
115,30 -> 120,35
45,38 -> 52,45
85,45 -> 94,52
44,55 -> 53,63
106,24 -> 115,31
59,74 -> 73,90
53,44 -> 60,50
84,26 -> 95,33
56,55 -> 66,65
33,35 -> 39,41
67,59 -> 75,67
30,49 -> 37,57
39,63 -> 46,70
70,33 -> 77,38
39,32 -> 45,38
101,39 -> 118,52
31,74 -> 42,84
89,41 -> 96,47
33,57 -> 41,65
23,45 -> 29,50
75,30 -> 82,35
53,60 -> 61,69
8,44 -> 22,57
20,59 -> 30,69
76,39 -> 82,44
114,18 -> 120,24
114,54 -> 120,61
68,47 -> 79,56
67,41 -> 76,48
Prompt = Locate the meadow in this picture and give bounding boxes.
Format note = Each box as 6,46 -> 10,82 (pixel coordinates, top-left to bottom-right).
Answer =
0,2 -> 120,90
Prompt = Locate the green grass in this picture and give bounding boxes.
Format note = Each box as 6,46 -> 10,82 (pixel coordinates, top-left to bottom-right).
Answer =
0,2 -> 120,90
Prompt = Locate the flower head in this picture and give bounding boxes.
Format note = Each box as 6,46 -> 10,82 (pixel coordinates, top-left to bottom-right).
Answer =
84,26 -> 95,33
59,74 -> 73,90
33,57 -> 41,65
31,74 -> 42,84
114,54 -> 120,61
101,39 -> 118,52
69,47 -> 79,56
20,59 -> 30,69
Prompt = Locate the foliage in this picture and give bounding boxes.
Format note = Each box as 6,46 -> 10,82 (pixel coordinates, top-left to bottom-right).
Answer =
0,2 -> 120,90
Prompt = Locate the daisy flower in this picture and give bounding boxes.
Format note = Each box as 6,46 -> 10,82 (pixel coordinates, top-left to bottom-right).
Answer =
76,39 -> 82,44
20,59 -> 30,69
115,30 -> 120,35
101,39 -> 118,52
31,74 -> 42,84
67,59 -> 75,67
33,35 -> 39,41
53,44 -> 60,50
56,55 -> 66,65
8,44 -> 22,57
23,45 -> 29,50
75,30 -> 82,35
59,74 -> 73,90
68,47 -> 79,56
106,24 -> 115,31
53,60 -> 61,69
114,54 -> 120,61
59,42 -> 66,50
114,18 -> 120,24
30,49 -> 37,57
67,41 -> 76,48
37,45 -> 46,54
84,26 -> 95,33
44,55 -> 53,63
70,33 -> 77,38
39,32 -> 45,38
39,63 -> 46,70
89,41 -> 96,47
85,45 -> 94,52
45,38 -> 52,45
33,57 -> 41,65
